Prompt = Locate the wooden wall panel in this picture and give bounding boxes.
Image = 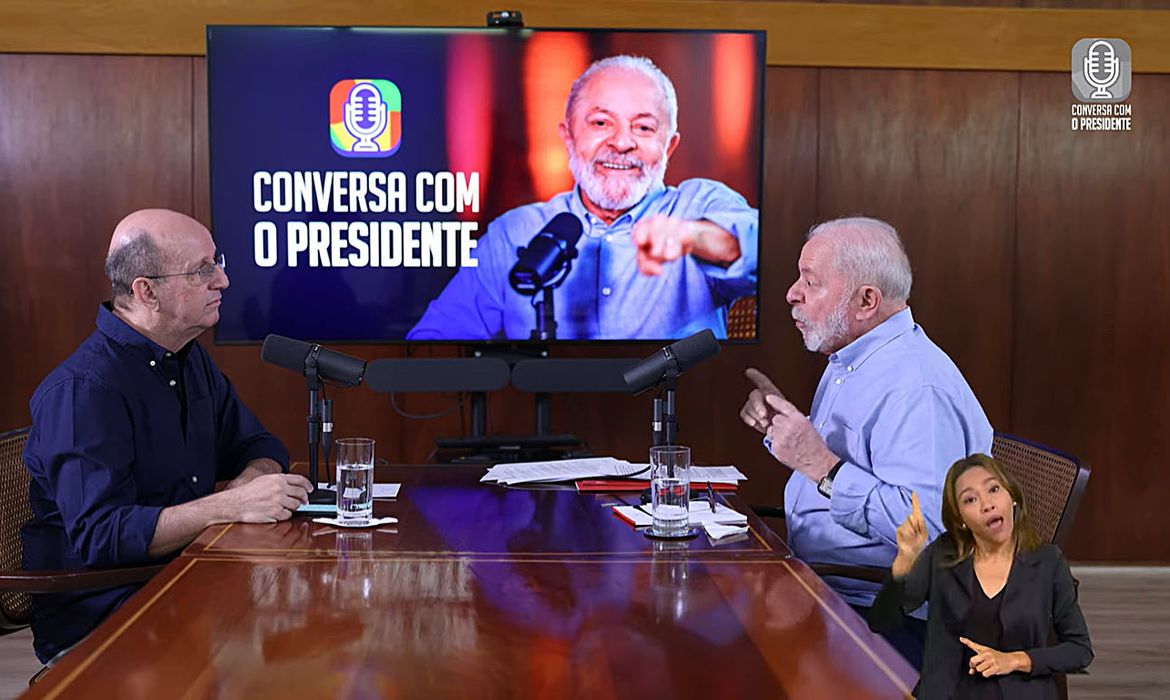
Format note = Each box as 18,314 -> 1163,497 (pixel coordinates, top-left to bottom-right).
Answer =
1015,72 -> 1170,561
3,1 -> 1170,73
816,68 -> 1019,428
0,55 -> 194,430
4,50 -> 1170,560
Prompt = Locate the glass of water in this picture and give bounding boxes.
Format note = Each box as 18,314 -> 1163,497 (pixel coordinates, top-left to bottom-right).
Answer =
649,445 -> 691,537
335,437 -> 375,526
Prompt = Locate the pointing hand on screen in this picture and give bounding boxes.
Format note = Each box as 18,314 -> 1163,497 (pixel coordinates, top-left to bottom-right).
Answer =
632,216 -> 741,275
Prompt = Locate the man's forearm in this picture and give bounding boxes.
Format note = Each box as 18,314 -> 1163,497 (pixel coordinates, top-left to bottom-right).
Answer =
147,493 -> 231,558
225,457 -> 283,490
690,220 -> 741,265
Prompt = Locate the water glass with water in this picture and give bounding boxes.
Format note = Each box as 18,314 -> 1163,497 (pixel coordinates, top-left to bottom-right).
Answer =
335,438 -> 375,526
650,445 -> 691,536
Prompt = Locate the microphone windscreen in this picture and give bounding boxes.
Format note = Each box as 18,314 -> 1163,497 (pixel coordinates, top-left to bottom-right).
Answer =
544,211 -> 584,247
622,329 -> 722,394
671,328 -> 721,372
260,334 -> 311,372
622,349 -> 672,394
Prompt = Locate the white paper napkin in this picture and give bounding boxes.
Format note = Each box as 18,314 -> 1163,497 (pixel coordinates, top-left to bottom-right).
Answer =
312,516 -> 398,528
703,522 -> 749,540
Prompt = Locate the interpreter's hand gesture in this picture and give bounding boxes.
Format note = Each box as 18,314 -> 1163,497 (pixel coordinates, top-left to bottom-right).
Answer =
740,367 -> 786,434
960,637 -> 1031,677
892,492 -> 929,578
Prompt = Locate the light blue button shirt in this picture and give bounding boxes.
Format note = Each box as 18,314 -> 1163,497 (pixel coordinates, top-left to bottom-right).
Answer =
776,308 -> 993,610
407,178 -> 758,340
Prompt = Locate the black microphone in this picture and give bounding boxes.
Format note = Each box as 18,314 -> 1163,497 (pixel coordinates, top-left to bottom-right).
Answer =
508,212 -> 583,295
623,329 -> 721,395
260,334 -> 367,387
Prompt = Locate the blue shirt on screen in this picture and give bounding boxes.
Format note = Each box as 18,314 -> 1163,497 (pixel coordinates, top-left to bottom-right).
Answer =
22,303 -> 288,663
407,178 -> 758,340
772,308 -> 992,613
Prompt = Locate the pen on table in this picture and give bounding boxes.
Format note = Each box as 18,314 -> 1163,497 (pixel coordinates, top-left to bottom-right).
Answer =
706,482 -> 716,513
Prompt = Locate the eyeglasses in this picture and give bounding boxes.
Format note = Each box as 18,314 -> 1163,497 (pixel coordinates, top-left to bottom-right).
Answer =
145,253 -> 226,285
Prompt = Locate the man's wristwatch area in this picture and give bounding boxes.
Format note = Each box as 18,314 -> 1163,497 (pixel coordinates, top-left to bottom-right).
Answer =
817,459 -> 846,498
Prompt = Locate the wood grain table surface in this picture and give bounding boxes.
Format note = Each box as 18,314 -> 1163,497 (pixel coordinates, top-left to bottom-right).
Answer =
23,465 -> 915,699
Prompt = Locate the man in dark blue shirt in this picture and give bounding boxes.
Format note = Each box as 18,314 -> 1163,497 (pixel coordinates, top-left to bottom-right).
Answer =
23,208 -> 314,664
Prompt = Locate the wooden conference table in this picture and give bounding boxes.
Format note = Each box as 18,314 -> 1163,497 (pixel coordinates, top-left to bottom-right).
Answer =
25,466 -> 916,699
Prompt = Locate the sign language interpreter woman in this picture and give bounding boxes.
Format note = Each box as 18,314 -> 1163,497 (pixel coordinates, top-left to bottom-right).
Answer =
869,454 -> 1093,699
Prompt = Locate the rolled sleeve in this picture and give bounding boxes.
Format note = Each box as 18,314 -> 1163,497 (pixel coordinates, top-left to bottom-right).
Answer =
27,379 -> 163,567
690,181 -> 758,298
828,387 -> 967,545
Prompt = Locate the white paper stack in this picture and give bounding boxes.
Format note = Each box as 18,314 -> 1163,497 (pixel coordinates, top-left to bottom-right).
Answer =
480,457 -> 644,485
480,457 -> 748,486
613,502 -> 748,527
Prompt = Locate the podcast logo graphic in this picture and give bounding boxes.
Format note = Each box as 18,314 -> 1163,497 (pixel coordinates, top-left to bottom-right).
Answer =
1072,38 -> 1131,103
1070,38 -> 1133,132
330,79 -> 402,157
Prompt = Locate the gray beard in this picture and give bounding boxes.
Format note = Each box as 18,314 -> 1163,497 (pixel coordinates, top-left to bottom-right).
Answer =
794,296 -> 850,353
568,149 -> 667,212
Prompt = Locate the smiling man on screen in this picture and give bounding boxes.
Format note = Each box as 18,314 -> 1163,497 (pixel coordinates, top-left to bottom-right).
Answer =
408,55 -> 758,341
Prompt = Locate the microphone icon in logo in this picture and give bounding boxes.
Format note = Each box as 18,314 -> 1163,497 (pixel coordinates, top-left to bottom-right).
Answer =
1083,39 -> 1120,100
342,82 -> 388,152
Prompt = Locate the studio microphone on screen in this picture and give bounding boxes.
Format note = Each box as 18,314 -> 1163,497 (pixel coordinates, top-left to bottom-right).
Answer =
1084,39 -> 1120,99
508,212 -> 584,295
260,334 -> 367,387
623,329 -> 721,395
342,83 -> 388,152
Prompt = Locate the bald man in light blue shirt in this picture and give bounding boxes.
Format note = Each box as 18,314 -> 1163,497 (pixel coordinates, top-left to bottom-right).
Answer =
741,216 -> 992,666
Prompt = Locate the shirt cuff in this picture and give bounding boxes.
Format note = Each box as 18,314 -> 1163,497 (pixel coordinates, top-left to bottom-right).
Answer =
694,212 -> 757,281
827,461 -> 879,538
82,504 -> 164,567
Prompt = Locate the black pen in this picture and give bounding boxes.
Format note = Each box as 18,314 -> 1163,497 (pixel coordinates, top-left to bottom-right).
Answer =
706,482 -> 716,513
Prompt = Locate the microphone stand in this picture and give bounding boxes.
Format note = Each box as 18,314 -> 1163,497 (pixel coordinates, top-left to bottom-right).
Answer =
651,370 -> 680,447
322,398 -> 334,488
531,286 -> 558,341
304,348 -> 334,505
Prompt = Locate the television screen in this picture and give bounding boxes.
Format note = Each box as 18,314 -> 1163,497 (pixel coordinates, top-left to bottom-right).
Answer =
207,26 -> 765,343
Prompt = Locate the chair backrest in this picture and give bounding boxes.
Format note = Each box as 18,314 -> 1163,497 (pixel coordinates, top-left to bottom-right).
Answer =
0,427 -> 32,630
991,432 -> 1091,546
727,296 -> 757,341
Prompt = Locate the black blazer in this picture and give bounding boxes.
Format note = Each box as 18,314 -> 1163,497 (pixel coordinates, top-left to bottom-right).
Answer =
869,538 -> 1092,700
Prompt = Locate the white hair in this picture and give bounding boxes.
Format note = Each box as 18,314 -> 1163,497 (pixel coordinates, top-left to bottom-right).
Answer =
564,55 -> 679,134
807,217 -> 913,303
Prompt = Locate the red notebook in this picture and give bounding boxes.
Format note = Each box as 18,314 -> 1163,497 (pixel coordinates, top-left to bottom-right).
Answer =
576,479 -> 738,492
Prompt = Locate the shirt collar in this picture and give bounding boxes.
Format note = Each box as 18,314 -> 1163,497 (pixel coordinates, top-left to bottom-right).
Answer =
571,182 -> 667,230
828,307 -> 916,370
96,302 -> 185,362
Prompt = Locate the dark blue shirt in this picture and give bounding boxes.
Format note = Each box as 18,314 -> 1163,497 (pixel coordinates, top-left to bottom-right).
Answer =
22,303 -> 288,662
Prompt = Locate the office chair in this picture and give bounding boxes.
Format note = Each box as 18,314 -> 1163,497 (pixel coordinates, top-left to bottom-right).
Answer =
0,427 -> 164,635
